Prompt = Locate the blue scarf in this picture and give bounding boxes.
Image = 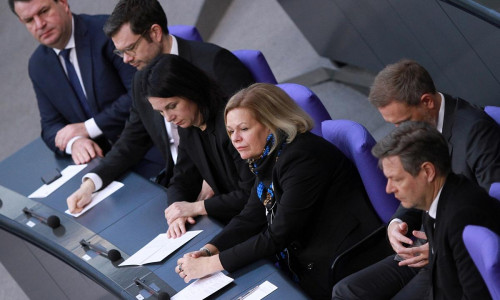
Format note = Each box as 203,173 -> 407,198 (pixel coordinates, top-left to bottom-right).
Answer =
249,132 -> 286,224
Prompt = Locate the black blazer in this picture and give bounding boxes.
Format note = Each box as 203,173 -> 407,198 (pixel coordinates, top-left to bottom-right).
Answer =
166,106 -> 254,222
91,37 -> 254,187
425,173 -> 500,300
210,132 -> 381,299
29,14 -> 136,155
394,94 -> 500,232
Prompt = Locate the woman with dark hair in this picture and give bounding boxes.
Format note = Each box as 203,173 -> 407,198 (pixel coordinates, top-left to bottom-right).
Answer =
142,54 -> 254,237
174,83 -> 382,299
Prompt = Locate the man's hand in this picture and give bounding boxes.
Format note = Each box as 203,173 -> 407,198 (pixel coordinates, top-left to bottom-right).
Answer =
387,220 -> 414,254
67,179 -> 95,214
55,123 -> 89,151
397,230 -> 429,268
71,138 -> 103,164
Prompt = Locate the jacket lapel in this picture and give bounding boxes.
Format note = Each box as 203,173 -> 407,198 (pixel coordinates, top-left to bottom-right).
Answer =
442,94 -> 457,157
73,15 -> 96,114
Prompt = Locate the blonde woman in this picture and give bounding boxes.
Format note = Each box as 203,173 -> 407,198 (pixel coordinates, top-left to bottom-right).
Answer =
175,83 -> 381,299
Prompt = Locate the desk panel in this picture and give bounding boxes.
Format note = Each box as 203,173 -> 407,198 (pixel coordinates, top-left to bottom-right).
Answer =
0,138 -> 310,299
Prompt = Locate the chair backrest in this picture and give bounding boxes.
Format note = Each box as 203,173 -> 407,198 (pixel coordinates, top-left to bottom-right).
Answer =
485,106 -> 500,126
277,83 -> 331,137
490,183 -> 500,201
232,49 -> 277,84
321,120 -> 399,223
168,25 -> 203,41
463,225 -> 500,300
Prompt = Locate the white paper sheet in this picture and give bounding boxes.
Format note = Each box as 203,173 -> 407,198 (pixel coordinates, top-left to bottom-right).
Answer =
119,230 -> 203,266
240,281 -> 278,300
29,164 -> 88,198
172,272 -> 234,300
65,181 -> 123,217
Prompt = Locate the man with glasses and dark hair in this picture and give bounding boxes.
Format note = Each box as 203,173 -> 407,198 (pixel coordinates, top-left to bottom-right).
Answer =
67,0 -> 255,233
10,0 -> 136,164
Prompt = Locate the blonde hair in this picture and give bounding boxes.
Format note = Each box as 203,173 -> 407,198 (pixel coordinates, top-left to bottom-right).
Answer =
225,83 -> 313,152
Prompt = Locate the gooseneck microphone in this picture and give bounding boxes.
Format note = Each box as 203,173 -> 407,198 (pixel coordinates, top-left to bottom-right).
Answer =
79,239 -> 122,262
22,207 -> 60,228
134,277 -> 170,300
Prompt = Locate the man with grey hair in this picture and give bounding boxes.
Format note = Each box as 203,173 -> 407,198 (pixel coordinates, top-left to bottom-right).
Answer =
370,121 -> 499,299
332,60 -> 500,299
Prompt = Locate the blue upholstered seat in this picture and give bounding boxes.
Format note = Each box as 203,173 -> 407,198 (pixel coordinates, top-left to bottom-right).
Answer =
277,83 -> 331,137
233,49 -> 277,84
168,25 -> 203,41
321,119 -> 399,223
463,225 -> 500,300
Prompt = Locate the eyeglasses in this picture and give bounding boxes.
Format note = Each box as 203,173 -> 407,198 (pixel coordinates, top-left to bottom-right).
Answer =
113,29 -> 148,58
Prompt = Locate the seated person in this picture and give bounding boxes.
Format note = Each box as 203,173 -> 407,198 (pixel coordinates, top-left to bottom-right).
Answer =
68,54 -> 254,237
10,0 -> 136,164
332,59 -> 500,300
371,121 -> 500,299
67,0 -> 254,225
174,83 -> 381,299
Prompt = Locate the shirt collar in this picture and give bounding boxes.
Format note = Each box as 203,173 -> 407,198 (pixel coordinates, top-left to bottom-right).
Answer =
436,92 -> 445,133
428,185 -> 443,219
169,35 -> 179,55
53,17 -> 75,54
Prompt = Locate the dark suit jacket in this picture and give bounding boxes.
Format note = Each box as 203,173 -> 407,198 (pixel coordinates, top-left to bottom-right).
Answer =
394,94 -> 500,232
166,105 -> 254,222
424,173 -> 500,300
91,37 -> 254,191
210,132 -> 381,299
28,14 -> 136,155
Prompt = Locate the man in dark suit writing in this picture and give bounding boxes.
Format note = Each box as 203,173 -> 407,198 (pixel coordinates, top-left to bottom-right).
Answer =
370,121 -> 500,299
332,59 -> 500,299
66,0 -> 255,234
10,0 -> 136,164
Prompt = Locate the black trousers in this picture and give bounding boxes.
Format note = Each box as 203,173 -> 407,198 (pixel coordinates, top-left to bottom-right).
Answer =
331,255 -> 430,300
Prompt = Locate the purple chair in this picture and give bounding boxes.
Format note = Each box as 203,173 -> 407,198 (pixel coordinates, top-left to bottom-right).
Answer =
277,83 -> 331,137
321,120 -> 399,223
463,225 -> 500,300
485,106 -> 500,126
232,50 -> 277,84
490,183 -> 500,201
323,120 -> 396,283
168,25 -> 203,41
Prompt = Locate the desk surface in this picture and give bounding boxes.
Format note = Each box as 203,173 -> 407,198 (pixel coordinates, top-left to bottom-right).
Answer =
0,138 -> 309,299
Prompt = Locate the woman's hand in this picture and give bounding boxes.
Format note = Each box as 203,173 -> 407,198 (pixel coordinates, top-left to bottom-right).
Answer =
175,253 -> 223,283
164,201 -> 206,224
166,217 -> 196,238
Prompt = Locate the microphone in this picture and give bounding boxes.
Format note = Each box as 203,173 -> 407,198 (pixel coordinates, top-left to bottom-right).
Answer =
22,207 -> 60,228
79,239 -> 122,262
134,277 -> 170,300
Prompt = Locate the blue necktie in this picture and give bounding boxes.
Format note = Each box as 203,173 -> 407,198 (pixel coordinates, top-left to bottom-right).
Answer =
60,48 -> 92,118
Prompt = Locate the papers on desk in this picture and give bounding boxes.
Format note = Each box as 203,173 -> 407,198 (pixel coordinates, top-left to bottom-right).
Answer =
172,271 -> 234,300
29,164 -> 87,198
119,230 -> 202,266
65,181 -> 123,217
238,281 -> 278,300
